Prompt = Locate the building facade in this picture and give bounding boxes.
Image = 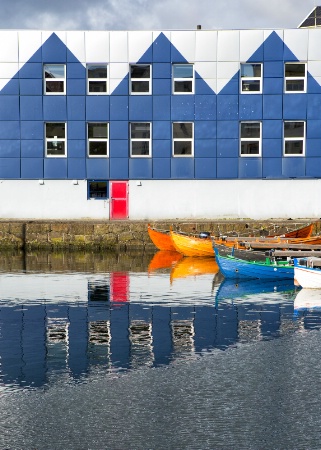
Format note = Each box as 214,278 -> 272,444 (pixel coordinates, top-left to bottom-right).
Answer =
1,18 -> 321,219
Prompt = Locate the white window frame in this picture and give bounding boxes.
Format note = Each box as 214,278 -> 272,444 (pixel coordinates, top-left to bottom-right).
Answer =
172,64 -> 194,94
283,121 -> 306,156
240,63 -> 262,94
130,64 -> 151,95
45,122 -> 67,158
130,122 -> 152,158
172,122 -> 194,157
240,122 -> 262,157
284,62 -> 307,93
44,64 -> 66,95
87,123 -> 109,158
87,64 -> 108,95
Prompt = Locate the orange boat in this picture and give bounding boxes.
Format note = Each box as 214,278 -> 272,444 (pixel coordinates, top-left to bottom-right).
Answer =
170,257 -> 219,281
268,222 -> 314,239
147,224 -> 176,251
148,250 -> 182,273
170,229 -> 214,257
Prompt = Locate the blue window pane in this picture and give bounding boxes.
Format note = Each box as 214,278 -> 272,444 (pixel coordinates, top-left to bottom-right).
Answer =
173,64 -> 193,78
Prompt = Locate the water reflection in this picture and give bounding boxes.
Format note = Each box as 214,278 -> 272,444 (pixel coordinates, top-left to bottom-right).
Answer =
0,249 -> 320,393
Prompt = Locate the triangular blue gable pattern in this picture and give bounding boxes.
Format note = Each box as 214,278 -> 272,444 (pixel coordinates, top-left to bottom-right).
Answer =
0,31 -> 320,180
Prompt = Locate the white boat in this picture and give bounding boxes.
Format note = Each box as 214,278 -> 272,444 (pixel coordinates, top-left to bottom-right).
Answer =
294,257 -> 321,289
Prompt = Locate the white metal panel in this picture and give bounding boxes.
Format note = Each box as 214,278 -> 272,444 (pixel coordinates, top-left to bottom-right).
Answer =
310,75 -> 321,87
109,63 -> 129,79
217,30 -> 240,62
110,31 -> 128,62
194,62 -> 216,79
217,61 -> 239,79
170,31 -> 196,62
18,31 -> 42,63
42,31 -> 67,46
195,31 -> 217,62
307,61 -> 321,78
85,31 -> 109,62
128,31 -> 153,62
0,63 -> 19,79
308,29 -> 321,61
109,78 -> 127,94
0,31 -> 18,62
240,29 -> 264,62
66,31 -> 85,62
284,29 -> 308,61
216,78 -> 234,93
0,79 -> 13,91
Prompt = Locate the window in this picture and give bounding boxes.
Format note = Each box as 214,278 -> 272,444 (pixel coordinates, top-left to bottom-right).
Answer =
44,64 -> 66,94
45,123 -> 66,157
173,122 -> 194,156
87,64 -> 108,94
172,64 -> 194,94
88,181 -> 109,199
130,64 -> 151,94
240,122 -> 261,156
284,63 -> 306,92
88,123 -> 109,157
240,63 -> 262,93
284,121 -> 305,156
130,123 -> 151,157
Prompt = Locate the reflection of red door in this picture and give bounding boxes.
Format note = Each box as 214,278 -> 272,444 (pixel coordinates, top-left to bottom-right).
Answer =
110,181 -> 128,220
110,272 -> 129,303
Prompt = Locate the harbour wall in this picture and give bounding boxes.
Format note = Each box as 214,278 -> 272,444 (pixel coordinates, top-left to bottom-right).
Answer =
0,220 -> 318,250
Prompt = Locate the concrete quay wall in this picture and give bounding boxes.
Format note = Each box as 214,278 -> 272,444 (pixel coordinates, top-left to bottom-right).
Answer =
0,220 -> 318,250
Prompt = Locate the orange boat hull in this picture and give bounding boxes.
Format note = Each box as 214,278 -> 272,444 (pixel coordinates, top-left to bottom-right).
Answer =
170,230 -> 213,257
148,224 -> 176,251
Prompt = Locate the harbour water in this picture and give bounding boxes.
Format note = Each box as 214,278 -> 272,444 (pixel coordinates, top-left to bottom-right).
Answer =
1,250 -> 321,449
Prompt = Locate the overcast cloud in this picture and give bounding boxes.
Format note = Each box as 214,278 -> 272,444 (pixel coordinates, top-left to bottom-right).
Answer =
2,0 -> 318,30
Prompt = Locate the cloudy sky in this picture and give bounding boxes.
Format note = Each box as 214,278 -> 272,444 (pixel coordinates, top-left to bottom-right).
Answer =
1,0 -> 318,30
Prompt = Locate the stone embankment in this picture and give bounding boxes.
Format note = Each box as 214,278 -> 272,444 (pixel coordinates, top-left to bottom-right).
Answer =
0,219 -> 318,250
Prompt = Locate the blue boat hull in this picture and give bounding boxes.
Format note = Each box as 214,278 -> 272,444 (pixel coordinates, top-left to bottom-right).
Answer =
214,248 -> 294,280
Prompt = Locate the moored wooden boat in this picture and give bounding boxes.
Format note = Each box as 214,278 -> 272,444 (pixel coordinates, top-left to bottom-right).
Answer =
170,229 -> 213,257
268,222 -> 314,239
294,257 -> 321,289
147,224 -> 176,251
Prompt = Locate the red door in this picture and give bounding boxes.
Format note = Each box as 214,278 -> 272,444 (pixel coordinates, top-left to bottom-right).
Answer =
110,181 -> 128,220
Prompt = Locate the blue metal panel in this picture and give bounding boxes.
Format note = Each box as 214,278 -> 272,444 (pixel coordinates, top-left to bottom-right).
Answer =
264,61 -> 284,78
21,158 -> 43,178
152,140 -> 171,158
217,120 -> 238,139
171,46 -> 188,63
238,158 -> 262,178
86,158 -> 109,179
129,158 -> 152,178
0,96 -> 19,120
307,94 -> 321,120
109,139 -> 128,158
282,157 -> 305,178
21,140 -> 43,158
129,96 -> 153,120
306,139 -> 321,157
67,96 -> 85,120
171,96 -> 195,120
263,78 -> 283,95
153,121 -> 171,139
43,96 -> 67,121
306,157 -> 321,177
194,139 -> 216,158
67,158 -> 86,178
153,33 -> 171,63
152,96 -> 170,120
68,139 -> 86,158
109,121 -> 129,140
283,94 -> 307,120
307,74 -> 321,94
0,122 -> 20,139
42,33 -> 67,62
21,121 -> 43,140
262,138 -> 282,158
44,158 -> 68,179
0,140 -> 20,157
263,95 -> 282,119
20,96 -> 43,120
0,158 -> 20,178
263,32 -> 284,61
195,121 -> 216,139
217,138 -> 239,157
18,63 -> 42,79
153,62 -> 171,78
171,158 -> 194,178
239,95 -> 263,120
67,121 -> 85,140
262,120 -> 282,139
110,76 -> 129,96
109,157 -> 129,179
68,79 -> 86,95
153,78 -> 171,95
195,95 -> 216,121
1,78 -> 19,95
195,157 -> 217,178
263,158 -> 283,178
19,79 -> 42,95
217,158 -> 238,178
152,158 -> 171,178
219,75 -> 239,95
307,121 -> 321,139
86,96 -> 110,121
67,63 -> 86,79
110,97 -> 129,120
217,95 -> 239,120
195,76 -> 216,95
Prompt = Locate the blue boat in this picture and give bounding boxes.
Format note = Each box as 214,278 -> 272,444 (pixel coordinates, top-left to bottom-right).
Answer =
214,245 -> 294,280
